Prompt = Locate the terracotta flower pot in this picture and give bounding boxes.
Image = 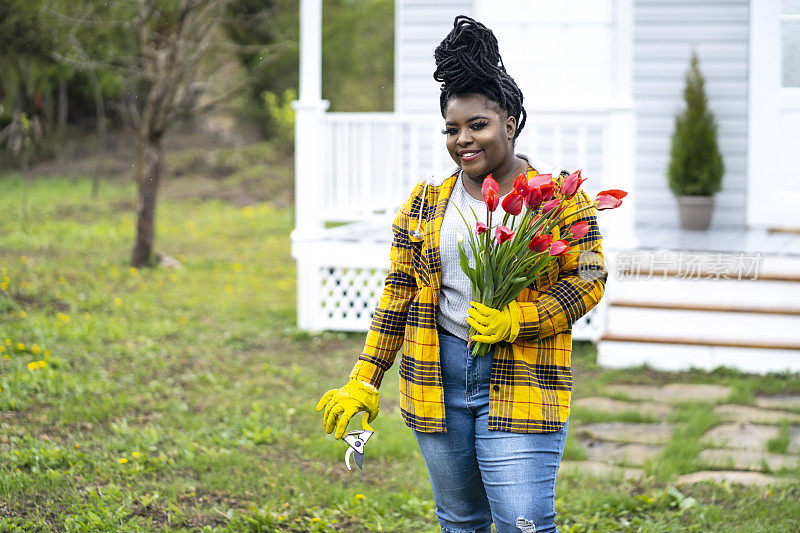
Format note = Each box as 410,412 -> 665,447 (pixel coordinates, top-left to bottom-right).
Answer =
676,195 -> 715,230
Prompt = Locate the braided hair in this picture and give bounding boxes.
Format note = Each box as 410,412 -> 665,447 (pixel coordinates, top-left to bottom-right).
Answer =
434,15 -> 527,140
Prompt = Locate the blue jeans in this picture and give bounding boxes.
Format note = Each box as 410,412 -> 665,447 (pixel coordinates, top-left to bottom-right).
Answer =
413,330 -> 569,533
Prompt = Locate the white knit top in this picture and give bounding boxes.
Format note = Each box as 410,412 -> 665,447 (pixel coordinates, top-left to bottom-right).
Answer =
436,172 -> 512,340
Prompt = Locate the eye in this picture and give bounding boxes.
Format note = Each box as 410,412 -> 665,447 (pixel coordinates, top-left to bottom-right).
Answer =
470,121 -> 488,131
441,127 -> 458,136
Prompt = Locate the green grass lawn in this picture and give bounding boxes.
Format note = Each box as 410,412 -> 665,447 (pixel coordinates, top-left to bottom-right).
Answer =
1,169 -> 799,532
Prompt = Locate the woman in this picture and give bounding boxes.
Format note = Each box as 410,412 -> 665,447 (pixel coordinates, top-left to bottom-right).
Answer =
316,16 -> 607,533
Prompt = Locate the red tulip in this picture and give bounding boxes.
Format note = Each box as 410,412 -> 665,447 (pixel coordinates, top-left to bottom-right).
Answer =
481,175 -> 499,197
541,198 -> 561,214
475,221 -> 489,234
549,239 -> 570,256
528,234 -> 552,252
484,189 -> 499,212
539,182 -> 556,201
501,191 -> 524,216
594,189 -> 627,210
525,213 -> 542,230
495,225 -> 515,243
560,170 -> 588,199
529,173 -> 552,188
525,186 -> 542,210
567,221 -> 590,240
513,173 -> 530,197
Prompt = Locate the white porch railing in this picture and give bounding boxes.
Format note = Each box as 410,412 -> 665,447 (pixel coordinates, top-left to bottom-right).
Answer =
315,109 -> 617,226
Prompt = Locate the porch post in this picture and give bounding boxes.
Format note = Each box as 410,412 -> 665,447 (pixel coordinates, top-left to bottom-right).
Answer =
292,0 -> 328,331
292,0 -> 329,240
604,0 -> 639,251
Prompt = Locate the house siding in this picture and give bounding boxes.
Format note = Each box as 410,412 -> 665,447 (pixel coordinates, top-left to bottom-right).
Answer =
396,0 -> 474,114
633,0 -> 750,228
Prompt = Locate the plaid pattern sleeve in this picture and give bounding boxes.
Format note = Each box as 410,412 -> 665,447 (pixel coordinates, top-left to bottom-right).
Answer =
516,185 -> 608,340
348,182 -> 424,389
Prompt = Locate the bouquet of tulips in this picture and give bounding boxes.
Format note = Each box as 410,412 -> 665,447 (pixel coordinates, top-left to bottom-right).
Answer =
453,170 -> 626,357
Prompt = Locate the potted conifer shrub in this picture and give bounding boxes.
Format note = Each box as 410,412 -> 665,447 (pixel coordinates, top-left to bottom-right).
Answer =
667,51 -> 725,230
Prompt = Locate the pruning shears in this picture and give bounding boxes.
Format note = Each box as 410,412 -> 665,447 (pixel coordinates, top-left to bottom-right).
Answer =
343,413 -> 374,471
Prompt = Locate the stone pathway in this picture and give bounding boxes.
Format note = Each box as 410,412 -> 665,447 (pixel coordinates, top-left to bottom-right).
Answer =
564,384 -> 800,487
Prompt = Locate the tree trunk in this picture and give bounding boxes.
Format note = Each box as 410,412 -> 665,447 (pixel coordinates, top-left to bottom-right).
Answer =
58,80 -> 68,135
131,134 -> 163,267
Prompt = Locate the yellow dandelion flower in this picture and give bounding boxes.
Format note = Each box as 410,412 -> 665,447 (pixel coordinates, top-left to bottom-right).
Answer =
277,516 -> 285,521
0,345 -> 4,352
31,344 -> 40,354
0,281 -> 8,291
354,494 -> 366,501
232,263 -> 243,272
74,443 -> 80,449
18,310 -> 26,319
178,317 -> 187,325
114,297 -> 122,306
129,267 -> 138,276
5,339 -> 10,345
132,451 -> 140,458
4,354 -> 10,360
20,256 -> 28,264
312,517 -> 320,523
37,360 -> 46,369
57,313 -> 71,323
118,457 -> 128,464
27,361 -> 38,370
242,206 -> 254,218
17,343 -> 25,351
44,350 -> 51,357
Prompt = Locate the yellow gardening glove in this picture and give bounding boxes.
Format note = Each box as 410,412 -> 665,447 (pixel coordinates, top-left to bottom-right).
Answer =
316,378 -> 380,439
467,300 -> 521,344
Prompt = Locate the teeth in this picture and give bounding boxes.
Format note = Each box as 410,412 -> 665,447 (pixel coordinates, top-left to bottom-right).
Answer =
461,151 -> 479,157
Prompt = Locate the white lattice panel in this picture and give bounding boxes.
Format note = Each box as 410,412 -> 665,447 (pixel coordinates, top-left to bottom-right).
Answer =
301,253 -> 605,340
318,266 -> 386,330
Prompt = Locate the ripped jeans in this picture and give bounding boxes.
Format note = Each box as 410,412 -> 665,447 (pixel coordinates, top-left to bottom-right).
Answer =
413,329 -> 569,533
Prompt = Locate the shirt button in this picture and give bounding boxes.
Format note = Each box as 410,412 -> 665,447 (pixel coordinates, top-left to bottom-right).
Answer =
493,384 -> 500,392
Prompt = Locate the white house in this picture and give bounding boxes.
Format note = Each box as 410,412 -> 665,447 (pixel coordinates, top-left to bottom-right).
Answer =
291,0 -> 800,374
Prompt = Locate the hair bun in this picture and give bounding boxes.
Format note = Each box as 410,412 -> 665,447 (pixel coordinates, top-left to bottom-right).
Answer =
433,15 -> 527,139
433,16 -> 505,91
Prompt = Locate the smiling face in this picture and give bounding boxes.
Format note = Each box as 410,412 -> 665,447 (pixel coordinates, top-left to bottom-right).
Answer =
442,93 -> 518,182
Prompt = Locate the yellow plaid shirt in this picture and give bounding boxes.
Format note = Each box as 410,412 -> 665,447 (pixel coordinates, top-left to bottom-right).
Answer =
349,166 -> 607,433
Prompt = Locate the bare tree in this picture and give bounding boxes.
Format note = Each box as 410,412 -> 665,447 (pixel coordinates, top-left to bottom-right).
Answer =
49,0 -> 282,266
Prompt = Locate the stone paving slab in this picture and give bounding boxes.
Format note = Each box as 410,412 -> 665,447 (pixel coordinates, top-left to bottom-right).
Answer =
713,404 -> 800,424
579,438 -> 663,467
789,427 -> 800,454
559,460 -> 644,481
572,396 -> 673,419
605,384 -> 731,403
676,470 -> 781,487
756,395 -> 800,412
701,423 -> 779,450
698,448 -> 800,472
576,422 -> 674,445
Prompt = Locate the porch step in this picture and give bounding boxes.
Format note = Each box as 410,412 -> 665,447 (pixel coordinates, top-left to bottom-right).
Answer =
597,335 -> 800,374
599,252 -> 800,373
610,276 -> 800,309
604,305 -> 800,345
610,300 -> 800,316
